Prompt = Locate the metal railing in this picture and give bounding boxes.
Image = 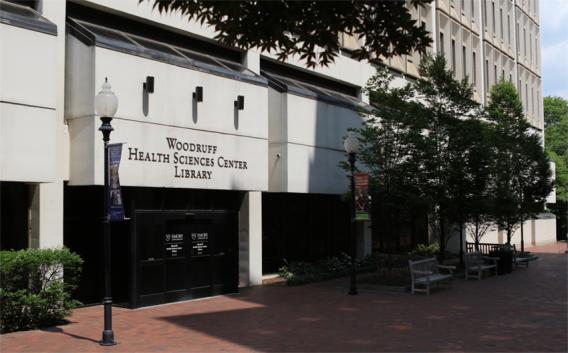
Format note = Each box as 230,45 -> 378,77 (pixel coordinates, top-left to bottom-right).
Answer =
466,242 -> 501,255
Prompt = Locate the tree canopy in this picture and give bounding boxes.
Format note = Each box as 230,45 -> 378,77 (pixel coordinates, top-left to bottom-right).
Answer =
357,56 -> 553,253
142,0 -> 432,67
544,96 -> 568,203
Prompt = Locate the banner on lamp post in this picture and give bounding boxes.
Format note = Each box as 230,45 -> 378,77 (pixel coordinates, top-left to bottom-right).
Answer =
354,173 -> 370,221
108,143 -> 125,222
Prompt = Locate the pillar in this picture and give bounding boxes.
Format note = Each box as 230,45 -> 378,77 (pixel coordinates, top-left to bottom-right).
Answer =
239,191 -> 263,286
356,221 -> 372,258
29,181 -> 64,249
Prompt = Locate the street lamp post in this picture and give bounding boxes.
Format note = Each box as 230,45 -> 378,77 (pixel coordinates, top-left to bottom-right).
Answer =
94,78 -> 118,346
344,131 -> 360,296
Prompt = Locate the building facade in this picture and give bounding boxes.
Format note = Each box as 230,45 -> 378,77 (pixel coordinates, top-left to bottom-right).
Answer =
0,0 -> 553,307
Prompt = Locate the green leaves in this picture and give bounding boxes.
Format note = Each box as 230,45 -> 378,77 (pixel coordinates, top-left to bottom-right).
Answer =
544,96 -> 568,203
482,82 -> 553,242
140,0 -> 432,68
0,248 -> 83,333
357,54 -> 552,250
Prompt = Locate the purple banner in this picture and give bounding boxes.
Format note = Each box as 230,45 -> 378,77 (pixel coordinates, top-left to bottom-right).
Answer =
108,143 -> 125,222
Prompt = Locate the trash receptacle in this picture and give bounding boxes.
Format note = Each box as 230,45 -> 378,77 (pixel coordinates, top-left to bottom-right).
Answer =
491,245 -> 513,275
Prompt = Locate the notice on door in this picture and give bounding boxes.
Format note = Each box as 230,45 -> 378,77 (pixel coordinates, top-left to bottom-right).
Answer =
165,233 -> 184,258
191,232 -> 209,257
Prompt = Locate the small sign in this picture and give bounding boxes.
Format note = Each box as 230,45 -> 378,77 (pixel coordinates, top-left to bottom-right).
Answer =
165,233 -> 184,258
191,232 -> 209,257
354,173 -> 370,221
108,143 -> 125,222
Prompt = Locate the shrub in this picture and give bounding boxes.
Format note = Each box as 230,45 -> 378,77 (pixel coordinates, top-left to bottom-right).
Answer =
0,248 -> 83,333
278,253 -> 375,286
410,243 -> 440,256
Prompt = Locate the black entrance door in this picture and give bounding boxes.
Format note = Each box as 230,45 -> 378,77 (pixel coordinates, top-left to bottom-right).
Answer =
135,210 -> 237,307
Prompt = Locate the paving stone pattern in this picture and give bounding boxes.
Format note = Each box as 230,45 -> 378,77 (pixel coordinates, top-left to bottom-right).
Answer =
1,243 -> 566,352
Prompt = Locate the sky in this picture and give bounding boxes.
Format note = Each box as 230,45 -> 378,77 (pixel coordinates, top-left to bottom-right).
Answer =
540,0 -> 568,99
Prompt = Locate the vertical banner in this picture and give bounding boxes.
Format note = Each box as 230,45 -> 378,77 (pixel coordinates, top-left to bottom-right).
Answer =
108,143 -> 125,222
354,173 -> 370,221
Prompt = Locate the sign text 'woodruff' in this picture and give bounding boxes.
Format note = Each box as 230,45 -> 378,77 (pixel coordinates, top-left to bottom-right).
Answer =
127,137 -> 248,180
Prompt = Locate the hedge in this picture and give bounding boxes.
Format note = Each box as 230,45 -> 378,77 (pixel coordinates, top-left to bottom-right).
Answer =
0,248 -> 83,333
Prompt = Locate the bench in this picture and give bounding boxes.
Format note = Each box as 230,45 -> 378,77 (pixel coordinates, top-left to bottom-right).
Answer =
512,244 -> 538,268
464,252 -> 498,280
408,257 -> 455,295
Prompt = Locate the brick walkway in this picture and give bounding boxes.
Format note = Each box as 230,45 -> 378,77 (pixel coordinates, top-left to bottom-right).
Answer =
1,243 -> 566,353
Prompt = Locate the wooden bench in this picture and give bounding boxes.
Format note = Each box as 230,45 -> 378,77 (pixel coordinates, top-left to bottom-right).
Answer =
464,252 -> 498,280
408,257 -> 455,295
512,244 -> 538,268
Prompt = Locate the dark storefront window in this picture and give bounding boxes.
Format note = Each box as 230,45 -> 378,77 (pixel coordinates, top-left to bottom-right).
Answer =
0,182 -> 29,250
262,193 -> 350,274
64,185 -> 240,307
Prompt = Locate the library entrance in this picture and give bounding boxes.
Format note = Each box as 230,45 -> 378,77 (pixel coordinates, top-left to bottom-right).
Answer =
135,210 -> 238,307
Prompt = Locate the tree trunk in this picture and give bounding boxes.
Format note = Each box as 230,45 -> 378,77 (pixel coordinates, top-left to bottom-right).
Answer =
520,215 -> 525,252
459,222 -> 464,266
439,214 -> 446,262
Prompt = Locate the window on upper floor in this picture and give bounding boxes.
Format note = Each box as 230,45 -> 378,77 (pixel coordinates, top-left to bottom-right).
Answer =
473,51 -> 477,85
462,46 -> 467,79
494,64 -> 497,83
531,86 -> 535,115
440,32 -> 445,55
485,59 -> 489,91
507,14 -> 511,46
525,82 -> 528,113
500,8 -> 503,40
483,0 -> 488,26
471,0 -> 475,19
524,27 -> 527,58
461,0 -> 465,13
529,33 -> 533,64
516,22 -> 520,54
509,73 -> 512,82
492,2 -> 496,33
451,39 -> 456,73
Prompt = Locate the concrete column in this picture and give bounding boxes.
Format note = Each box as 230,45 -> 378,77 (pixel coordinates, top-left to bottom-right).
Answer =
238,191 -> 263,286
356,221 -> 372,258
29,181 -> 64,249
244,50 -> 261,75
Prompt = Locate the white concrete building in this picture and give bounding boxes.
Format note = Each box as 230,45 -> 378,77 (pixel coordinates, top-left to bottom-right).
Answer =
0,0 -> 552,307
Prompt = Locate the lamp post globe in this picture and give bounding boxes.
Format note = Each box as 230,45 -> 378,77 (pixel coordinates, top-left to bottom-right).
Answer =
344,131 -> 359,296
344,131 -> 360,154
95,78 -> 118,118
96,78 -> 118,346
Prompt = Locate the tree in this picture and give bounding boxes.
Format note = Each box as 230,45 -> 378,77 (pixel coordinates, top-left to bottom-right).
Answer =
142,0 -> 432,67
410,54 -> 478,260
544,96 -> 568,241
487,82 -> 553,249
357,69 -> 424,251
544,97 -> 568,202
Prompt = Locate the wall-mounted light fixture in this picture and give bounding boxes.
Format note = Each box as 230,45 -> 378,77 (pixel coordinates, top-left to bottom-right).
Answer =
193,86 -> 203,102
143,76 -> 154,93
234,95 -> 244,110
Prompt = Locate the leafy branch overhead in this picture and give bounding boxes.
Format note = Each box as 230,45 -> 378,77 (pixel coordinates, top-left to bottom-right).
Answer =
142,0 -> 432,67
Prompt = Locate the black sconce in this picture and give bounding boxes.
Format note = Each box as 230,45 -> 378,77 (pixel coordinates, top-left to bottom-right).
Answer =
234,95 -> 244,110
143,76 -> 154,93
193,86 -> 203,102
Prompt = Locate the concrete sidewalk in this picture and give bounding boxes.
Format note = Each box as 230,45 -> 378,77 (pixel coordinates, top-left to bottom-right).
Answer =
1,243 -> 566,353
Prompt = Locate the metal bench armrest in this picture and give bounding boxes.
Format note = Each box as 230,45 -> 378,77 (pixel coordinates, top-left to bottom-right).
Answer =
438,264 -> 455,274
412,270 -> 433,275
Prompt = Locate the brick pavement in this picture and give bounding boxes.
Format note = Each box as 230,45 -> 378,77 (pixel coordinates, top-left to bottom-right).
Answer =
1,242 -> 566,353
